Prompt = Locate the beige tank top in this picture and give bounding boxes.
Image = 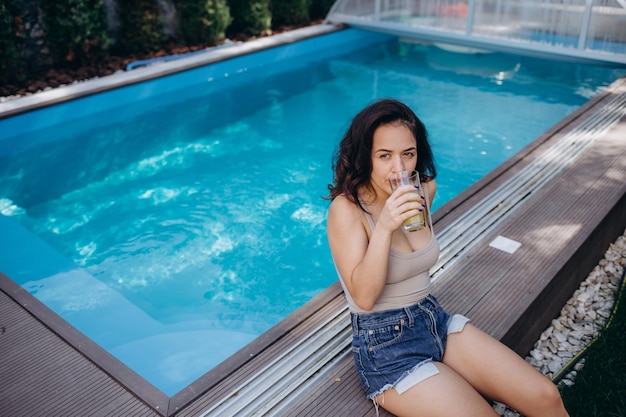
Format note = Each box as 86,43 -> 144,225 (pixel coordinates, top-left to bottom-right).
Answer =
336,210 -> 440,313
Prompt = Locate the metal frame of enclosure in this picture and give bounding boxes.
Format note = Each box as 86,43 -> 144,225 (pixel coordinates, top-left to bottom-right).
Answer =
326,0 -> 626,64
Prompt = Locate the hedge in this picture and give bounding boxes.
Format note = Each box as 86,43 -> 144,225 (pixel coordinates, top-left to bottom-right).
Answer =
0,0 -> 21,82
114,0 -> 163,54
176,0 -> 232,45
271,0 -> 312,28
39,0 -> 112,68
227,0 -> 271,37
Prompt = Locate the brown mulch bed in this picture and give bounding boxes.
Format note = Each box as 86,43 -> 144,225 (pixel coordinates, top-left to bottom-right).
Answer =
1,44 -> 209,97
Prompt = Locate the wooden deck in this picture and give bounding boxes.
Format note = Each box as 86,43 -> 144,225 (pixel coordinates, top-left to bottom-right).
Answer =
1,75 -> 625,416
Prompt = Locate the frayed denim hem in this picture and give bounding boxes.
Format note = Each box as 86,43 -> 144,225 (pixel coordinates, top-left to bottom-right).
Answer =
366,360 -> 441,416
369,388 -> 390,417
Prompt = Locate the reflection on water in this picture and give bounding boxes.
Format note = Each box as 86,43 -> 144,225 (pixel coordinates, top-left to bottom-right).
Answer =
427,42 -> 521,81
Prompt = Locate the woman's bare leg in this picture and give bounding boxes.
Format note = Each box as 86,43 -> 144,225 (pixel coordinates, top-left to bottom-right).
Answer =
374,362 -> 499,417
443,324 -> 570,417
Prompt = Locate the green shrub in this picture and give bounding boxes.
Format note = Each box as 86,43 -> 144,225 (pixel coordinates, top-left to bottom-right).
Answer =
39,0 -> 111,68
176,0 -> 232,45
115,0 -> 163,54
309,0 -> 334,20
227,0 -> 271,37
271,0 -> 311,28
0,0 -> 21,83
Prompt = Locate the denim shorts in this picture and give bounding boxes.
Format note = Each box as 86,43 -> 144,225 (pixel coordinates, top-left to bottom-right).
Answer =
350,294 -> 470,399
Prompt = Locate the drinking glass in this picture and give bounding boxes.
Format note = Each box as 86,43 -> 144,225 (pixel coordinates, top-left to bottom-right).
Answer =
388,171 -> 426,232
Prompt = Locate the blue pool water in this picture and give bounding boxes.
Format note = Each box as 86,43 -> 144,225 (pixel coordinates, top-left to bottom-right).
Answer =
0,28 -> 624,395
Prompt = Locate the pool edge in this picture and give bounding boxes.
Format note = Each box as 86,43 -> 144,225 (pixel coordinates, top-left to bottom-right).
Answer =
0,23 -> 345,120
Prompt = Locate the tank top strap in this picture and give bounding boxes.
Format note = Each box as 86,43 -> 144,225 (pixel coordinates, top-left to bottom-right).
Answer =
358,197 -> 377,232
363,210 -> 376,232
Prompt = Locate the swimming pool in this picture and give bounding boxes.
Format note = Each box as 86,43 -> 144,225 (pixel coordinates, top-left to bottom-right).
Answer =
0,27 -> 624,395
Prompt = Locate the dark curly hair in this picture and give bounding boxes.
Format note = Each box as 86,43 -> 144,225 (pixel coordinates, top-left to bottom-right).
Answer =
326,98 -> 436,211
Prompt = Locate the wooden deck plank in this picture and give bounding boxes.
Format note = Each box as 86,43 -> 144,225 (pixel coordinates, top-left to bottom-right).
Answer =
47,378 -> 116,417
280,355 -> 395,417
0,282 -> 164,417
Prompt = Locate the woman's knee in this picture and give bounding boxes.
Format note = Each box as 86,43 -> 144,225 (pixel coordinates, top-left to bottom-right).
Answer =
533,377 -> 566,411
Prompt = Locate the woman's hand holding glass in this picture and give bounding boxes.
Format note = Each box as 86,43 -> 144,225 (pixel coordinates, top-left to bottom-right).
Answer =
387,171 -> 427,233
380,182 -> 426,233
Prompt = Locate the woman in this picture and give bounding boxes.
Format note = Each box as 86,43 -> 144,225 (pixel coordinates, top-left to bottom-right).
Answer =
326,99 -> 569,416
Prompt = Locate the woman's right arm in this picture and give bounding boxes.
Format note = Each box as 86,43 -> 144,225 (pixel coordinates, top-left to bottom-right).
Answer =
327,196 -> 394,311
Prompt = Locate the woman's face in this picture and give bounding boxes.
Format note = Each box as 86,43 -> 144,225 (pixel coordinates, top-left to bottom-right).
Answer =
369,123 -> 418,196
